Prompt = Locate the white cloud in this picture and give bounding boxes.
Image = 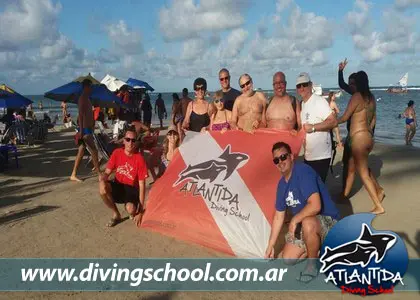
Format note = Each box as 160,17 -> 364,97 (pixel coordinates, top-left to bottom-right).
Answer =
105,20 -> 143,55
217,28 -> 248,59
159,0 -> 246,41
181,38 -> 207,61
347,0 -> 419,62
394,0 -> 420,10
0,0 -> 61,51
251,3 -> 333,67
40,34 -> 73,60
276,0 -> 292,12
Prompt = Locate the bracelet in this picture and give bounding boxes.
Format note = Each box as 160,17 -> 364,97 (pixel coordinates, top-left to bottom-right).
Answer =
312,125 -> 315,133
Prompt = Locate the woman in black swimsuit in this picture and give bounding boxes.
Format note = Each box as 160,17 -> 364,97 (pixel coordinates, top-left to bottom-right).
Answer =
182,77 -> 211,133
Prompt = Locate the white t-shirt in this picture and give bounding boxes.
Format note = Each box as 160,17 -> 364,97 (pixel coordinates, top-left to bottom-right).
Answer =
300,93 -> 333,161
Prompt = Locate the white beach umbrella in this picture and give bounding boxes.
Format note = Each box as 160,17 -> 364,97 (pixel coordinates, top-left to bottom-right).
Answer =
100,74 -> 128,92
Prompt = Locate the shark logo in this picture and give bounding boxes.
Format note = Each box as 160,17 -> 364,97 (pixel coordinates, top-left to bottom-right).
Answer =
320,213 -> 408,296
173,145 -> 249,186
320,223 -> 396,273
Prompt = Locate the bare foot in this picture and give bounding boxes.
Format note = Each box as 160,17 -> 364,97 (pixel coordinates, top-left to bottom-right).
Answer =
371,206 -> 385,215
378,189 -> 385,203
70,176 -> 83,182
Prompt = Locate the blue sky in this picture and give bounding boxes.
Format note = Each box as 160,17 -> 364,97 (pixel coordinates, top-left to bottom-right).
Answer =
1,0 -> 420,94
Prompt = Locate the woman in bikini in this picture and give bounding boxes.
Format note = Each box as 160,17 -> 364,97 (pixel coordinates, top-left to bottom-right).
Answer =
208,91 -> 232,133
403,100 -> 416,145
182,77 -> 211,133
158,129 -> 180,176
147,128 -> 180,181
338,71 -> 385,215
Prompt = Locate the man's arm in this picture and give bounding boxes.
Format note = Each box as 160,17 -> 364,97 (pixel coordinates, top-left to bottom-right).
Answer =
230,97 -> 240,129
100,168 -> 113,182
296,99 -> 302,130
304,112 -> 337,133
259,93 -> 267,128
138,180 -> 146,211
265,210 -> 285,258
78,102 -> 85,135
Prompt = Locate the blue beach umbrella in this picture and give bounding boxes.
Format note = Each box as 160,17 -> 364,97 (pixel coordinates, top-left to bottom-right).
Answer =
0,84 -> 33,109
44,74 -> 126,108
126,78 -> 155,91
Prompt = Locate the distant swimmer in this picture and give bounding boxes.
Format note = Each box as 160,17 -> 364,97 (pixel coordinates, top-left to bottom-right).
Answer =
231,74 -> 267,132
402,100 -> 417,145
266,72 -> 301,131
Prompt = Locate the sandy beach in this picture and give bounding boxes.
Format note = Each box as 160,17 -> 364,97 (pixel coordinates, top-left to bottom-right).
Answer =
0,128 -> 419,300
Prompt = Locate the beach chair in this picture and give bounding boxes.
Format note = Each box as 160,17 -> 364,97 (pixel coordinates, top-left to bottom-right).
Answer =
142,129 -> 160,152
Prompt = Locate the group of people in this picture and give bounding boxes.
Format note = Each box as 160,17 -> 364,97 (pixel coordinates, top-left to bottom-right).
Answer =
70,62 -> 386,279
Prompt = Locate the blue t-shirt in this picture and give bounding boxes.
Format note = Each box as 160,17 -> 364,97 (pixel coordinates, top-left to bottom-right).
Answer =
275,162 -> 340,220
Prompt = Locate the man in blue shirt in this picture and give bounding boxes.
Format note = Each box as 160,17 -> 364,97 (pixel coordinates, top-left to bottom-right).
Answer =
265,141 -> 340,282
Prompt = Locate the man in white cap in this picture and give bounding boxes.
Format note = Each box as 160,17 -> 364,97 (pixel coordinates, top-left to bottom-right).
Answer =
296,72 -> 337,183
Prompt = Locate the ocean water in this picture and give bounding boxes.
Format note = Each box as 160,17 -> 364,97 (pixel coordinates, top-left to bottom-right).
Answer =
22,89 -> 420,148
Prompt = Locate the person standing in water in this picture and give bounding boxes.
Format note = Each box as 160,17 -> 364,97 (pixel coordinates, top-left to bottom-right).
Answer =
403,100 -> 417,145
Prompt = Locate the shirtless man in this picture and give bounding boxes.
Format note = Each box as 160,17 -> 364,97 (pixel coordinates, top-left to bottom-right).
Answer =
231,74 -> 267,132
70,79 -> 100,182
266,72 -> 301,131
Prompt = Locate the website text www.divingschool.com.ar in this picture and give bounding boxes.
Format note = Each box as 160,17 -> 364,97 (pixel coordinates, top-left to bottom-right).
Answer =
20,262 -> 289,288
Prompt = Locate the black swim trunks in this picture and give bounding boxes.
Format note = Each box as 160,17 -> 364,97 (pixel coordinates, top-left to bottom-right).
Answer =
110,180 -> 140,207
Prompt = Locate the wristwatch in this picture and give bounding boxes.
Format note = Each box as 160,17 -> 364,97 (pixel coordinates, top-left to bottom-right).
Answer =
312,125 -> 315,133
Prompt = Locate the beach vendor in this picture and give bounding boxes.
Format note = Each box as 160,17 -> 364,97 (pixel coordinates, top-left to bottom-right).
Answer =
99,126 -> 148,227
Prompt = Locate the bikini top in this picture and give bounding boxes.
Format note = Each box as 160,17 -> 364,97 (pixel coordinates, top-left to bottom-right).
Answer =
211,111 -> 231,131
189,102 -> 210,132
161,153 -> 170,167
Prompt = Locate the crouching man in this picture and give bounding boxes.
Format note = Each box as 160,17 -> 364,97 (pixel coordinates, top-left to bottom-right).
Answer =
265,142 -> 340,282
99,126 -> 147,227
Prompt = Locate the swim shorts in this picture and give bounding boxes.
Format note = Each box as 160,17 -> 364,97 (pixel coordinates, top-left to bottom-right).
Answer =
285,215 -> 337,251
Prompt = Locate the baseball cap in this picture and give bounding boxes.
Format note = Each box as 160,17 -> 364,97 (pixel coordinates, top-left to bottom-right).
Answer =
296,72 -> 311,85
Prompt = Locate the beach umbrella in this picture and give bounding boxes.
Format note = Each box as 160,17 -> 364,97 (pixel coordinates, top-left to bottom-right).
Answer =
0,84 -> 33,109
44,74 -> 126,108
101,74 -> 128,92
126,78 -> 155,91
74,73 -> 101,85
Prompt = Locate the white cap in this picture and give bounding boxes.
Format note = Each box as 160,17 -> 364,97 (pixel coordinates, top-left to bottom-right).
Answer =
296,72 -> 311,85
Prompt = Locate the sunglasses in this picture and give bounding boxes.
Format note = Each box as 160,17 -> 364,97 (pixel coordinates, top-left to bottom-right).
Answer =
219,76 -> 229,82
273,153 -> 289,165
240,80 -> 251,89
296,82 -> 310,89
124,137 -> 136,143
214,99 -> 224,104
195,86 -> 205,91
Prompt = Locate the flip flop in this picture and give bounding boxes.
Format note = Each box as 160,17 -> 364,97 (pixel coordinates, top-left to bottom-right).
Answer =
106,217 -> 123,227
296,271 -> 318,284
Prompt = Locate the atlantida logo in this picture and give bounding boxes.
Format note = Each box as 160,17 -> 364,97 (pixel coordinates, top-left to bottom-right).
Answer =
319,213 -> 408,296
